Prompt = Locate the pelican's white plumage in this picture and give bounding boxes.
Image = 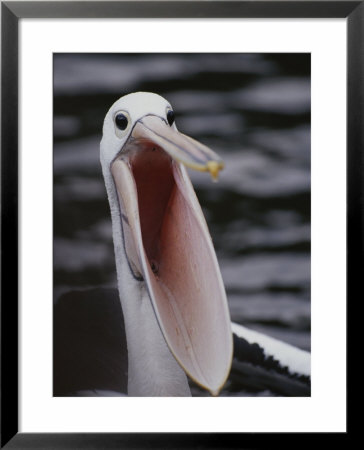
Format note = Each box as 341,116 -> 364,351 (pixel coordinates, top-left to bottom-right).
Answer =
100,92 -> 233,396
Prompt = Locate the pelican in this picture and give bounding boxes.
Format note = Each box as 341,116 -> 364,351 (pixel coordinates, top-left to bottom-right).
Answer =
54,92 -> 311,397
99,92 -> 233,396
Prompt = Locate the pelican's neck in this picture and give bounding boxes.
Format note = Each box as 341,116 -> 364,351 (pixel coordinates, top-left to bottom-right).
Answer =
104,168 -> 191,396
122,284 -> 191,396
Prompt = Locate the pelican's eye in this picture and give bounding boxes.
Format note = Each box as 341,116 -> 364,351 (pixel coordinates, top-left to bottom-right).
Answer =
167,110 -> 175,126
115,113 -> 129,130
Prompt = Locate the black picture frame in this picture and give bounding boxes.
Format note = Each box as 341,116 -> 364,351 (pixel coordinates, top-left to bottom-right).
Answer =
1,1 -> 357,448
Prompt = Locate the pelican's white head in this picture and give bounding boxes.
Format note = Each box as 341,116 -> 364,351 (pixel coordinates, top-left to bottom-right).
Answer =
100,92 -> 232,396
101,92 -> 175,167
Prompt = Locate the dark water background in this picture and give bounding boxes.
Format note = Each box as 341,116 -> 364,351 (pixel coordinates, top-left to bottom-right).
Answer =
54,53 -> 310,361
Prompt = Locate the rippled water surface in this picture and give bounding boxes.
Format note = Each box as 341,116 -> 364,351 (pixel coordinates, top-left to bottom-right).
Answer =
54,53 -> 310,355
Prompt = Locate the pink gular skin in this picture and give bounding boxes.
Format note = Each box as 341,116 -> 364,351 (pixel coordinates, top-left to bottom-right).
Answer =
111,121 -> 233,395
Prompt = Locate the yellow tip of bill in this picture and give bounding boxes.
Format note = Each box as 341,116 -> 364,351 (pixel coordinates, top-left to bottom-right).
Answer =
207,161 -> 224,182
